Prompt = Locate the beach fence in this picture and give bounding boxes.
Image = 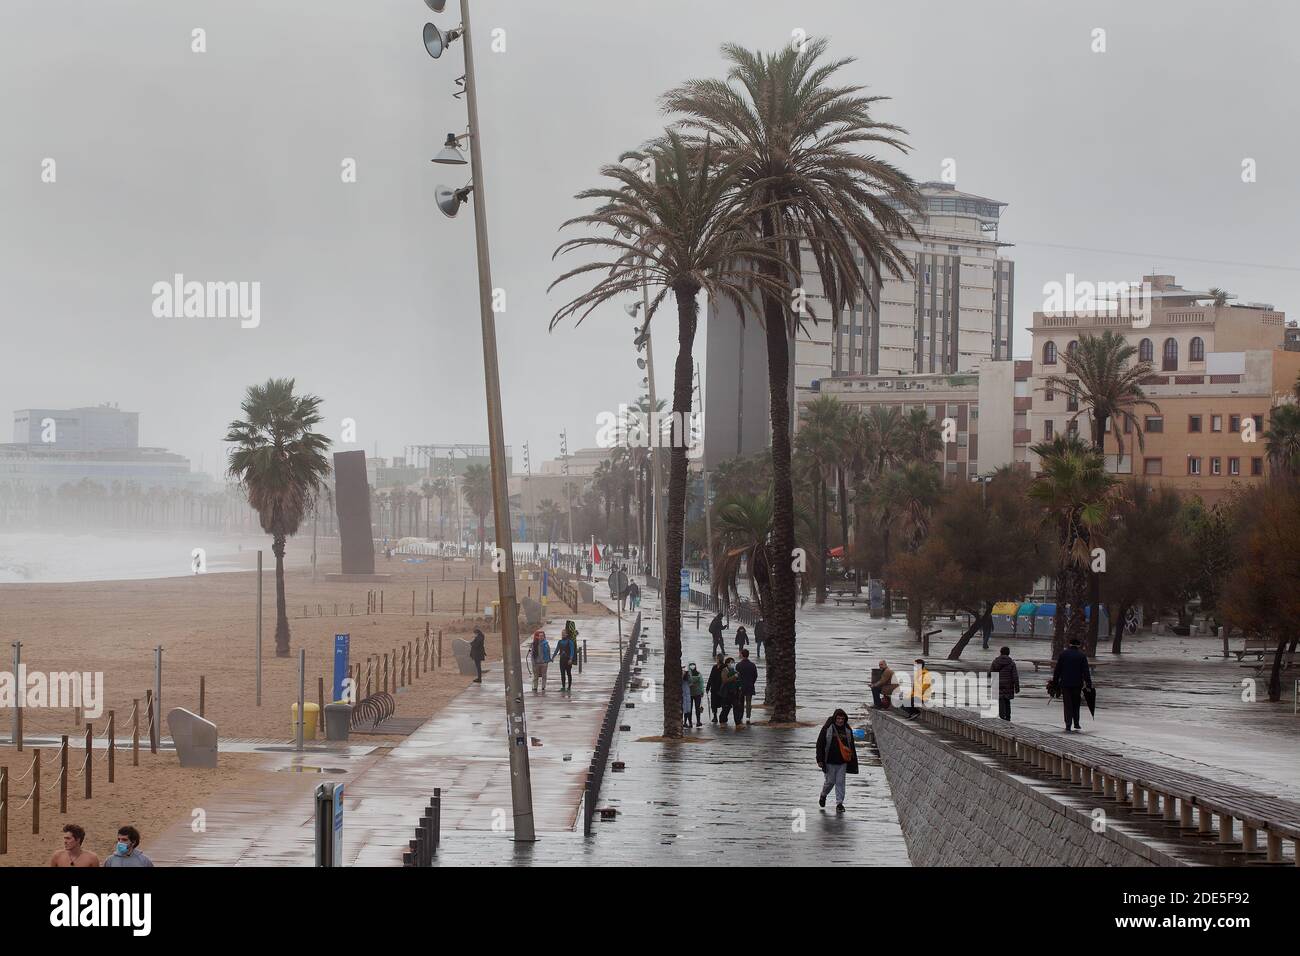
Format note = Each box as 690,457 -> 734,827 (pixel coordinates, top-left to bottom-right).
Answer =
582,611 -> 642,836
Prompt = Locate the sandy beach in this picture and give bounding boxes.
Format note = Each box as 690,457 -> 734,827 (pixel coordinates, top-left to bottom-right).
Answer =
0,546 -> 610,866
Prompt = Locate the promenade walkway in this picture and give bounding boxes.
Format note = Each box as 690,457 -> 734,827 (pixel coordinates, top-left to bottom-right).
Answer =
151,613 -> 629,865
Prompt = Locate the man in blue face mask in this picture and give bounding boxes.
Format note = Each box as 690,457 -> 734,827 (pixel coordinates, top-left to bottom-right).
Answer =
102,825 -> 153,867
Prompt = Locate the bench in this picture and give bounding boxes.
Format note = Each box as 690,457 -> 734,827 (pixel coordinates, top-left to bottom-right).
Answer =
833,596 -> 865,606
917,708 -> 1300,864
1236,636 -> 1271,661
1029,659 -> 1104,673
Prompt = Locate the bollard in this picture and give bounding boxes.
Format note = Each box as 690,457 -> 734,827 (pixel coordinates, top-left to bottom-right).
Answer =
381,590 -> 384,613
318,677 -> 325,733
84,725 -> 93,800
433,788 -> 442,852
461,582 -> 466,617
33,749 -> 40,834
199,676 -> 206,718
383,654 -> 389,694
107,711 -> 115,784
59,736 -> 68,814
438,630 -> 443,668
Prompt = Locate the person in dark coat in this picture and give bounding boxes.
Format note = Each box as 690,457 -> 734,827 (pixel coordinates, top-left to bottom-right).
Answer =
705,654 -> 724,723
753,618 -> 766,659
718,658 -> 741,726
734,625 -> 749,654
735,647 -> 758,723
989,646 -> 1020,721
1052,638 -> 1092,732
815,708 -> 859,812
469,628 -> 486,683
708,612 -> 728,657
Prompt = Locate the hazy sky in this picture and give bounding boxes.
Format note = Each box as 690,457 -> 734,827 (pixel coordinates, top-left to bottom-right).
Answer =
2,0 -> 1296,475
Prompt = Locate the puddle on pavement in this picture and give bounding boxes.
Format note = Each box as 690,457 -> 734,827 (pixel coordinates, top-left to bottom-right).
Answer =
277,766 -> 347,774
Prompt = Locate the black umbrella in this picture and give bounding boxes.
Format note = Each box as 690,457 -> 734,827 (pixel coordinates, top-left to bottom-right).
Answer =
1083,686 -> 1097,716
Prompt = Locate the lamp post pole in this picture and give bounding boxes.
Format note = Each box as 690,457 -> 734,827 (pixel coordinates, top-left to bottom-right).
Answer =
457,0 -> 535,841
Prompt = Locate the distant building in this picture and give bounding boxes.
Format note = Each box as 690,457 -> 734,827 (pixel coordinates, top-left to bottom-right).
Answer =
1028,274 -> 1294,503
13,403 -> 138,451
705,180 -> 1014,467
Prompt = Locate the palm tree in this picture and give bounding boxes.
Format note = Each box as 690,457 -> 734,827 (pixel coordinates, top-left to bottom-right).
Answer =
461,464 -> 491,563
1207,287 -> 1230,308
665,40 -> 922,721
551,131 -> 789,736
795,395 -> 847,602
1027,434 -> 1119,658
1044,330 -> 1158,466
225,378 -> 331,657
900,407 -> 943,465
538,498 -> 563,556
1265,373 -> 1300,478
865,406 -> 906,477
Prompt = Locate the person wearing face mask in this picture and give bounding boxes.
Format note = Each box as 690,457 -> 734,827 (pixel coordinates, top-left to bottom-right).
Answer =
814,709 -> 859,813
102,825 -> 153,867
687,663 -> 705,727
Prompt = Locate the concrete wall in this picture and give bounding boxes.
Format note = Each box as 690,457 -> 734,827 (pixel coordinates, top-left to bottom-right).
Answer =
871,712 -> 1184,867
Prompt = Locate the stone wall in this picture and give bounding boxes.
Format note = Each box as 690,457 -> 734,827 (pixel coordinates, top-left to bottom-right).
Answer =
871,712 -> 1184,867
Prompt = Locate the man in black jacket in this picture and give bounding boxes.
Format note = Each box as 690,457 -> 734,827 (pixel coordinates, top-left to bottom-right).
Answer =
989,647 -> 1020,721
735,648 -> 759,723
1052,639 -> 1092,732
708,612 -> 727,657
469,628 -> 486,683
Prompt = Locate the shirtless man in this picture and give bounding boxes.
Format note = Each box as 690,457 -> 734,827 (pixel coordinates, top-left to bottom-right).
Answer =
49,823 -> 101,868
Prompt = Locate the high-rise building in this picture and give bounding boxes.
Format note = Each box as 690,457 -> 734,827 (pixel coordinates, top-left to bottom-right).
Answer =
12,403 -> 138,451
703,180 -> 1013,467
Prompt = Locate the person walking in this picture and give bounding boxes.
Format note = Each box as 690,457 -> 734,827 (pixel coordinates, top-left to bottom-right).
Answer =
981,608 -> 994,650
687,662 -> 704,727
469,627 -> 486,683
870,659 -> 898,709
555,626 -> 577,692
101,825 -> 153,868
815,709 -> 859,813
1052,638 -> 1093,732
735,647 -> 758,723
753,618 -> 765,660
718,658 -> 741,727
529,629 -> 552,692
681,669 -> 693,729
989,646 -> 1021,721
627,580 -> 641,611
708,611 -> 728,658
49,824 -> 100,868
705,654 -> 724,723
734,625 -> 749,655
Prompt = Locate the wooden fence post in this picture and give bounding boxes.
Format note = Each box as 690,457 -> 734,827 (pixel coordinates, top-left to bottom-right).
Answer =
317,677 -> 324,734
199,676 -> 206,718
59,736 -> 68,814
33,749 -> 40,834
108,711 -> 116,784
438,630 -> 443,668
84,725 -> 92,800
132,700 -> 140,767
1,765 -> 7,855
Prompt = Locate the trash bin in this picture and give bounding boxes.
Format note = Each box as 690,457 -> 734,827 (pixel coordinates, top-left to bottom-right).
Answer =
324,702 -> 352,742
292,702 -> 321,741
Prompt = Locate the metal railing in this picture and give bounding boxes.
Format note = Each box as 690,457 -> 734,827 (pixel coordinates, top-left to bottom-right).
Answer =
582,612 -> 642,836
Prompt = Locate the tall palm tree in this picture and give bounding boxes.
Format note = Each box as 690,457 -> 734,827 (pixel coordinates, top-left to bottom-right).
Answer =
461,464 -> 491,563
225,378 -> 331,657
865,405 -> 906,477
1027,434 -> 1119,658
538,498 -> 563,556
1043,330 -> 1157,648
795,395 -> 847,602
551,131 -> 789,736
665,40 -> 922,721
1044,330 -> 1158,466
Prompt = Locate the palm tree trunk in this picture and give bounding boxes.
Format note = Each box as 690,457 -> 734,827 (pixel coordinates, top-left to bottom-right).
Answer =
661,290 -> 698,738
273,534 -> 290,656
816,477 -> 828,604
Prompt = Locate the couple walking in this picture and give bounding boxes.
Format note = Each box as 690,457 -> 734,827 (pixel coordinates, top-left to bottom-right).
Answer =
699,648 -> 758,727
527,623 -> 579,692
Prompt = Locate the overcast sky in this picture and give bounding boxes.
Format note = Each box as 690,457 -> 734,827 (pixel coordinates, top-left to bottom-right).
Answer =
2,0 -> 1296,475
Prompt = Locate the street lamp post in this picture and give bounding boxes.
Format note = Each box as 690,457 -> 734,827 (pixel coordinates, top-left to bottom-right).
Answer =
424,0 -> 535,841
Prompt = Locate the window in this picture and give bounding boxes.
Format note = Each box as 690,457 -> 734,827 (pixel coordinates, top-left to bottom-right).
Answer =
1211,415 -> 1223,433
1143,458 -> 1162,476
1251,457 -> 1263,476
1067,340 -> 1079,358
1145,416 -> 1164,433
1045,384 -> 1055,402
1190,336 -> 1205,362
1228,457 -> 1240,476
1162,337 -> 1179,371
1139,338 -> 1153,363
1066,393 -> 1079,412
1188,456 -> 1202,476
1067,420 -> 1079,436
1229,414 -> 1241,433
1043,419 -> 1054,440
1253,414 -> 1264,432
1043,341 -> 1057,365
1188,415 -> 1202,433
1210,457 -> 1221,475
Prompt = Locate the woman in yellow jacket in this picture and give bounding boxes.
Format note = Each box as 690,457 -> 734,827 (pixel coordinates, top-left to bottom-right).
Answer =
903,658 -> 932,720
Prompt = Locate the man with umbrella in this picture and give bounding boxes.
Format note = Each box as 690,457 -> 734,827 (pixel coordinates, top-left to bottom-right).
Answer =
1052,638 -> 1093,732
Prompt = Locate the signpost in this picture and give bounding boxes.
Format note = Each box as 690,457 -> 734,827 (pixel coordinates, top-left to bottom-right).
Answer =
333,634 -> 350,704
679,568 -> 690,599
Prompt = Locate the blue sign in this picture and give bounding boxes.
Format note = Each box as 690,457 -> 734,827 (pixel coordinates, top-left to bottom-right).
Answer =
333,633 -> 350,703
680,568 -> 690,597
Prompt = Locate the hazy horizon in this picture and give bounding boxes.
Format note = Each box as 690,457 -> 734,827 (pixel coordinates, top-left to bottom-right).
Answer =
3,0 -> 1296,476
